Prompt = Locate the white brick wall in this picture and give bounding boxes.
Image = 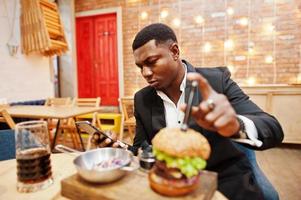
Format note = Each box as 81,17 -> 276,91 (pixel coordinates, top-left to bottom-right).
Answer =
0,1 -> 54,103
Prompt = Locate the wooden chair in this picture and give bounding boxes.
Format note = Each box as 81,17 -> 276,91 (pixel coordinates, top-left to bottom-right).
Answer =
72,97 -> 102,127
0,109 -> 16,129
44,97 -> 73,148
44,97 -> 71,130
44,97 -> 72,107
44,97 -> 72,128
62,97 -> 101,150
119,97 -> 136,142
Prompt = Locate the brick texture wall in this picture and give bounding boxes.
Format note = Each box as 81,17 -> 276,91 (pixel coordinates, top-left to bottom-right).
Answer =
75,0 -> 301,96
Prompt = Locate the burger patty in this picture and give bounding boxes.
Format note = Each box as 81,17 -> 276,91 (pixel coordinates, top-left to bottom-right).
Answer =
150,166 -> 200,188
154,161 -> 182,179
154,160 -> 200,183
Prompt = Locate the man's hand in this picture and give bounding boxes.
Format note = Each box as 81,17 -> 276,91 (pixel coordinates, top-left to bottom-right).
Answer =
181,72 -> 240,137
91,131 -> 120,148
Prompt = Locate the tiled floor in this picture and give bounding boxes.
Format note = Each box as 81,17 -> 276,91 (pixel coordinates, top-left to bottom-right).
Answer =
256,144 -> 301,200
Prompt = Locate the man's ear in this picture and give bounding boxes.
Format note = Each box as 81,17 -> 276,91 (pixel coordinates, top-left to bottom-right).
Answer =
169,42 -> 180,61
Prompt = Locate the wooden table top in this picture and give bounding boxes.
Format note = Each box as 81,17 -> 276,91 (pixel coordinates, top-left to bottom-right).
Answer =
6,105 -> 101,119
0,154 -> 227,200
0,153 -> 76,200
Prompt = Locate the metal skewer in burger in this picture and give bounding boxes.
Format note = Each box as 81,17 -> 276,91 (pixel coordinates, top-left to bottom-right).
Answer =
148,81 -> 211,196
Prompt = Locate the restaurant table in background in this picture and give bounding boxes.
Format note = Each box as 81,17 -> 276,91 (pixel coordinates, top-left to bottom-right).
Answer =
0,154 -> 227,200
6,106 -> 102,150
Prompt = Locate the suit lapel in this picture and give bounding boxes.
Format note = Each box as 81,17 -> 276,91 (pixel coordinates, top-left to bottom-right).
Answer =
183,60 -> 203,128
150,91 -> 166,137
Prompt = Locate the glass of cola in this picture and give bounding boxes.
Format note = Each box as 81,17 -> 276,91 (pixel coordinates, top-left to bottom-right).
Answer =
15,120 -> 53,193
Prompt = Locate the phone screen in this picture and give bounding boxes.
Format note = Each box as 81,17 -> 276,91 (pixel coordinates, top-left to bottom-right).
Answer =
76,121 -> 112,138
75,121 -> 128,148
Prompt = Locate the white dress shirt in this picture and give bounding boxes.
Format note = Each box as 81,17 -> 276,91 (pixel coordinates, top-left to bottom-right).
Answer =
156,63 -> 263,147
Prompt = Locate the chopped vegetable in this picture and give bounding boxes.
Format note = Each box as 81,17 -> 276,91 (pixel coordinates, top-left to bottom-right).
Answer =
153,148 -> 207,178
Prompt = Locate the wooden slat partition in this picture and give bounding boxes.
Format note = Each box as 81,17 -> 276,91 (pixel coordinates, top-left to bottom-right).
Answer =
20,0 -> 68,56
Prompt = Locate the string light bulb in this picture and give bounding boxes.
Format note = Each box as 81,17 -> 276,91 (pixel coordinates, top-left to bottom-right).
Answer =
246,77 -> 257,86
265,55 -> 273,64
227,7 -> 234,15
227,65 -> 236,74
238,17 -> 248,26
248,41 -> 255,55
296,73 -> 301,84
248,48 -> 254,55
160,10 -> 168,19
172,18 -> 181,27
203,42 -> 212,53
265,24 -> 275,34
140,11 -> 148,20
195,15 -> 204,24
224,39 -> 234,50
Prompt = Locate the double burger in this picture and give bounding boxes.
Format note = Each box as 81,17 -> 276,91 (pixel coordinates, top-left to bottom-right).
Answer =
149,127 -> 211,196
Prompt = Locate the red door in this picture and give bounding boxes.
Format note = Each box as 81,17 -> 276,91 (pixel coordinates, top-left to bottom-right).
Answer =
76,13 -> 119,105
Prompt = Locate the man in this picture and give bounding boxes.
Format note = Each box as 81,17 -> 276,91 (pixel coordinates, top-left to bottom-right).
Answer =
127,23 -> 283,199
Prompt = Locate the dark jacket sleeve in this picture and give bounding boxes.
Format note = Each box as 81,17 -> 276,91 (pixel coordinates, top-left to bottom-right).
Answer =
127,93 -> 148,155
221,68 -> 284,150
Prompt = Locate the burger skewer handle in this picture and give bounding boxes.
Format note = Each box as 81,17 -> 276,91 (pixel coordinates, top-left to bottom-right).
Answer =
181,80 -> 198,132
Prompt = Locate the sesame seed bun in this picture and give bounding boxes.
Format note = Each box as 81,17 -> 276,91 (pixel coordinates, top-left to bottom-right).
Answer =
152,127 -> 211,159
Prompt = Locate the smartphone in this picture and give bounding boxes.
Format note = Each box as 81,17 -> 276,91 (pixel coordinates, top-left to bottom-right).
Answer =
75,121 -> 128,149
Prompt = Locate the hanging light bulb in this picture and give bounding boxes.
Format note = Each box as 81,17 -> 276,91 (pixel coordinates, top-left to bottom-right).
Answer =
140,11 -> 148,20
227,7 -> 234,15
227,64 -> 236,74
195,15 -> 204,25
265,55 -> 273,63
203,42 -> 212,53
265,24 -> 275,34
246,77 -> 257,86
224,39 -> 234,50
238,17 -> 248,26
248,41 -> 255,55
160,10 -> 168,19
296,73 -> 301,83
172,18 -> 181,27
248,48 -> 254,55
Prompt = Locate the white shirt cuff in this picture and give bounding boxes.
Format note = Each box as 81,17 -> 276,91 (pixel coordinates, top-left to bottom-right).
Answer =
232,115 -> 263,147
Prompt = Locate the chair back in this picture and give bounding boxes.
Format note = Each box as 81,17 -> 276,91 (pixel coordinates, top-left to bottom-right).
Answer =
72,97 -> 102,129
44,97 -> 71,106
72,97 -> 101,107
120,97 -> 134,121
0,109 -> 16,129
119,97 -> 136,141
44,98 -> 72,132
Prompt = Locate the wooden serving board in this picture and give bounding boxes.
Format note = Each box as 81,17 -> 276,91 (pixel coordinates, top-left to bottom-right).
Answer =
61,170 -> 217,200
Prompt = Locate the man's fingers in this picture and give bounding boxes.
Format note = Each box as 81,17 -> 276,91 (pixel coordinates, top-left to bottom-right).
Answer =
187,72 -> 214,100
112,142 -> 120,148
105,138 -> 113,144
106,131 -> 117,141
200,101 -> 211,113
205,105 -> 224,123
190,106 -> 206,119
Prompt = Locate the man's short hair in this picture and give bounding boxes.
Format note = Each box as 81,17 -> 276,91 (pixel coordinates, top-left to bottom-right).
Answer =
132,23 -> 178,51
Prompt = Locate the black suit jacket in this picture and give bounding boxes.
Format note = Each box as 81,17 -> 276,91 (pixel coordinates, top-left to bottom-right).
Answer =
131,60 -> 283,199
